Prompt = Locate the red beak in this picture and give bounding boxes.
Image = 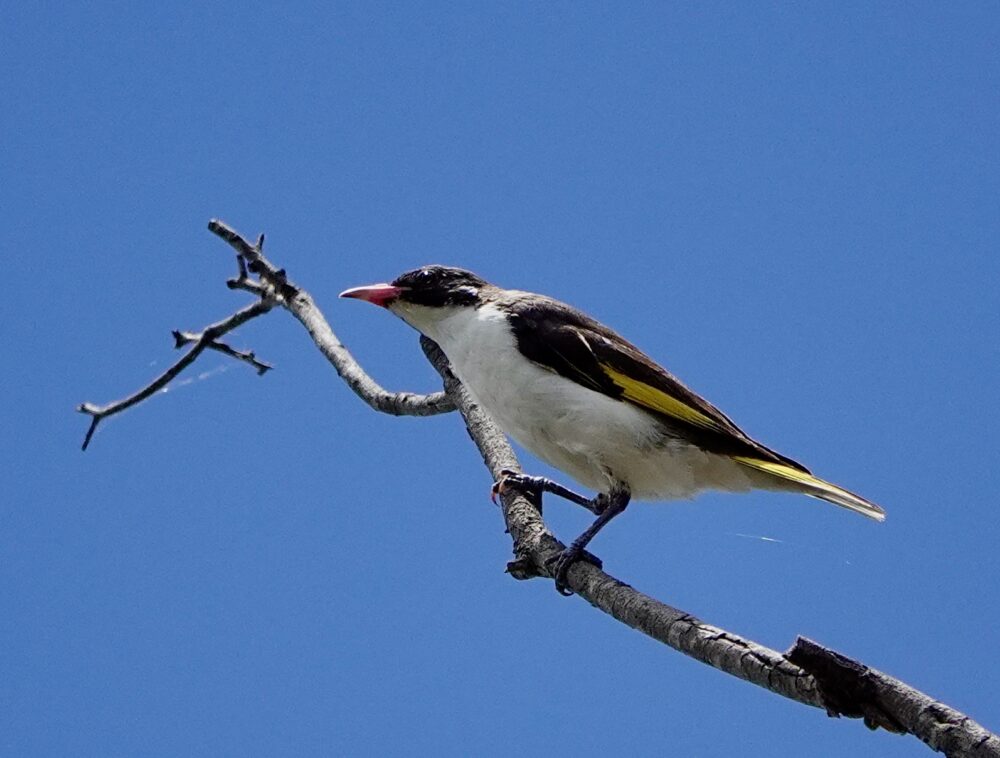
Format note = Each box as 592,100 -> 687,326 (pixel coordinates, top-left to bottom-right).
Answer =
339,283 -> 404,308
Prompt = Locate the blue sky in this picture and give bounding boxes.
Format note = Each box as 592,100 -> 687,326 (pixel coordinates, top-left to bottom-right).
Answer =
3,2 -> 999,756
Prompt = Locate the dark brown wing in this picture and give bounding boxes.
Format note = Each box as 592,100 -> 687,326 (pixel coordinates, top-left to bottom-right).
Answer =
503,294 -> 808,470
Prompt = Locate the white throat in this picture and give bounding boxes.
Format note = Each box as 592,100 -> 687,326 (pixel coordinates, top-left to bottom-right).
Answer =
388,301 -> 478,345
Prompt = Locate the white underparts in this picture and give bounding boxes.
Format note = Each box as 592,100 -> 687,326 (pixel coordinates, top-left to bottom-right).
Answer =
391,300 -> 759,500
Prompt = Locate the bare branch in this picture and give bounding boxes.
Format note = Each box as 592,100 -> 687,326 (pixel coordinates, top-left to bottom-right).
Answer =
788,638 -> 1000,755
207,219 -> 455,417
419,337 -> 1000,756
223,251 -> 263,295
78,299 -> 273,450
80,222 -> 455,451
173,330 -> 273,375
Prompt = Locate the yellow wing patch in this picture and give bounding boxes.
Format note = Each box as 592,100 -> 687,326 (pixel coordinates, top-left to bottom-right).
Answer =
600,364 -> 722,431
733,457 -> 817,484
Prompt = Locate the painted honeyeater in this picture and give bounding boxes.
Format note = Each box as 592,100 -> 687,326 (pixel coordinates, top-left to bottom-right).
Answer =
342,266 -> 883,595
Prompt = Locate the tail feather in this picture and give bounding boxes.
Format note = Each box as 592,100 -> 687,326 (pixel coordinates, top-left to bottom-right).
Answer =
734,457 -> 885,522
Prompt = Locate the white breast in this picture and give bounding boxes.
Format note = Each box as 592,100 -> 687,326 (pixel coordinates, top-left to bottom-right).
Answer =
392,301 -> 757,500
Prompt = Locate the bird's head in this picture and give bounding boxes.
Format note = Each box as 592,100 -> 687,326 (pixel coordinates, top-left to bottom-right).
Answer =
340,265 -> 489,337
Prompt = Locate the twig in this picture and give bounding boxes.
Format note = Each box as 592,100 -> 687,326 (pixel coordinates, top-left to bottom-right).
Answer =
207,219 -> 455,417
79,224 -> 454,450
77,300 -> 273,450
173,330 -> 273,375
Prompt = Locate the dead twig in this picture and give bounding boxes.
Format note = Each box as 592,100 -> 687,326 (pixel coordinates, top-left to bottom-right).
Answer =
207,219 -> 456,417
77,299 -> 273,450
172,330 -> 273,375
79,223 -> 454,450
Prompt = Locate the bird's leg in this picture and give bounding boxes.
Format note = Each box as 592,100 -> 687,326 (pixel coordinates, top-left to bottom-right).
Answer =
491,469 -> 600,514
550,484 -> 631,596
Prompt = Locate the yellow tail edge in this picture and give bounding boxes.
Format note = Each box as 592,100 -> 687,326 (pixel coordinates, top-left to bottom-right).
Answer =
733,457 -> 885,522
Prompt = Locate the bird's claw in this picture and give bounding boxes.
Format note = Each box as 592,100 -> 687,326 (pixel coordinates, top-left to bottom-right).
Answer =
490,469 -> 537,504
549,546 -> 603,596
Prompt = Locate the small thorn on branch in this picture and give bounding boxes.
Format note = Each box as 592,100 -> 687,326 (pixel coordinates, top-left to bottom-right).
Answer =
226,276 -> 267,296
77,403 -> 102,451
172,329 -> 191,349
225,252 -> 269,297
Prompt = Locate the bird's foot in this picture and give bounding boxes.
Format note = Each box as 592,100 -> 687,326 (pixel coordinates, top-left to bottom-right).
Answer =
591,492 -> 611,515
490,469 -> 546,505
490,469 -> 595,512
548,545 -> 603,596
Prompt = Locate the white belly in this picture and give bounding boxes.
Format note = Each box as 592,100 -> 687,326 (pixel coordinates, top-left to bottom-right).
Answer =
402,302 -> 757,500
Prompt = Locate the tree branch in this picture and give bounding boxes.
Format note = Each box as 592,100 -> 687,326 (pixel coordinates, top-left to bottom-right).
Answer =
78,223 -> 455,450
172,329 -> 273,375
79,220 -> 1000,757
787,638 -> 1000,756
207,220 -> 455,417
77,299 -> 274,450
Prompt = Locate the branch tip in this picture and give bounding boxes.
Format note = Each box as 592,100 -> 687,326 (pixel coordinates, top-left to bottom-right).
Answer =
81,415 -> 100,451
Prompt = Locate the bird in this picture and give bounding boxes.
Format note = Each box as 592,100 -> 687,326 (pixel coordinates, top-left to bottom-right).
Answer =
341,266 -> 884,595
